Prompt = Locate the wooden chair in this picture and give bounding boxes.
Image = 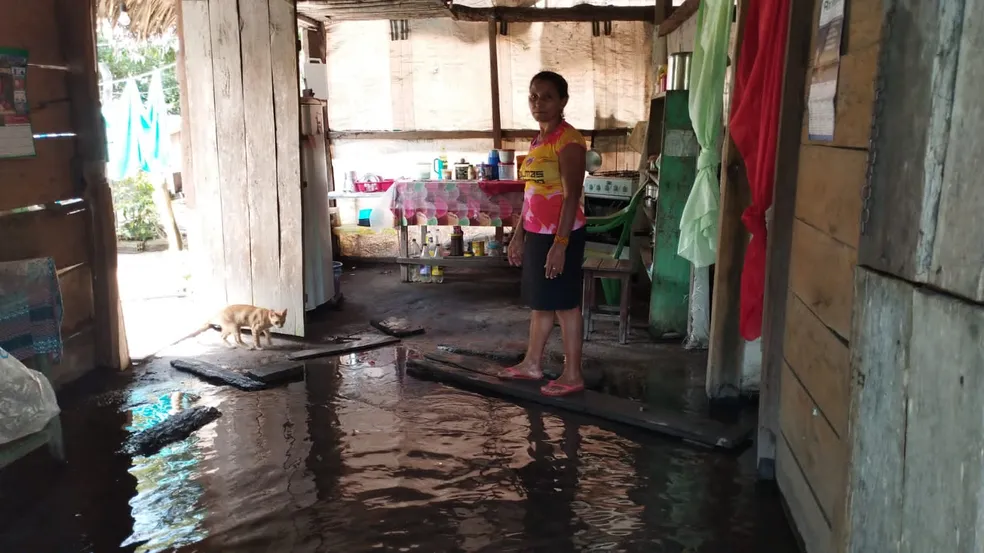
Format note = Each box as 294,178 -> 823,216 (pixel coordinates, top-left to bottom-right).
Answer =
582,257 -> 633,344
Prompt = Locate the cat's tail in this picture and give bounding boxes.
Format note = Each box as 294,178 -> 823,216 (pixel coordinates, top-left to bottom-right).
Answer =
160,321 -> 215,353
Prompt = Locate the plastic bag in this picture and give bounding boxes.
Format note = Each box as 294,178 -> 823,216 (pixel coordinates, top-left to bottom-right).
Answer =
368,184 -> 398,231
0,347 -> 61,445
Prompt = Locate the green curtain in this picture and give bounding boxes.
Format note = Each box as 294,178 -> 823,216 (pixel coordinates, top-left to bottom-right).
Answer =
677,0 -> 733,268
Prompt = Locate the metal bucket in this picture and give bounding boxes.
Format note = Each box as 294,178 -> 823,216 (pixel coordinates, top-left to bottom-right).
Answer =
667,52 -> 693,91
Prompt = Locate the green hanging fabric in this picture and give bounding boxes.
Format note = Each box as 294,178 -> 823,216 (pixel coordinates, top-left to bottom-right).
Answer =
677,0 -> 733,268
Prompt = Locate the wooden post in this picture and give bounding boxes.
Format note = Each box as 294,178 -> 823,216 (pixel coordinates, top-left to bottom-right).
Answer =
175,0 -> 195,210
705,0 -> 749,399
756,0 -> 815,480
55,0 -> 127,370
488,17 -> 503,149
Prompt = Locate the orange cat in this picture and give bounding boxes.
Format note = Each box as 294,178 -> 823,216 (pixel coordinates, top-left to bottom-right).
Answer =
190,305 -> 288,350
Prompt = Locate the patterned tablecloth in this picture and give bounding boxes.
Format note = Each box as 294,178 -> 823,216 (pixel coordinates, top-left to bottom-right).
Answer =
0,258 -> 64,362
391,180 -> 525,227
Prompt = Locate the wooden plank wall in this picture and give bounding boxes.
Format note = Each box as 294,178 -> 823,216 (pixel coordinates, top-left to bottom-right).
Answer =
0,0 -> 100,386
775,1 -> 881,551
180,0 -> 305,336
844,2 -> 984,552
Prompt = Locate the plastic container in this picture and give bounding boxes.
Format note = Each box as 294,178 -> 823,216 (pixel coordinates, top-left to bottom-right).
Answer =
353,179 -> 395,193
333,261 -> 343,297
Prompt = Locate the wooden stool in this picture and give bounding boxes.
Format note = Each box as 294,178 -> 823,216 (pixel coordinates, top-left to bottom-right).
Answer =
581,258 -> 632,344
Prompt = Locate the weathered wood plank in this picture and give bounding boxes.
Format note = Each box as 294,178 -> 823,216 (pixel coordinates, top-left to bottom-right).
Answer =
900,288 -> 984,553
0,208 -> 89,269
245,361 -> 305,384
181,0 -> 227,309
407,358 -> 755,450
287,334 -> 399,360
487,18 -> 502,149
125,406 -> 222,456
270,0 -> 305,337
842,267 -> 911,553
56,0 -> 122,370
170,358 -> 267,391
706,0 -> 750,399
794,145 -> 865,249
788,219 -> 856,340
783,293 -> 850,437
210,0 -> 252,305
928,0 -> 984,303
777,436 -> 834,553
780,361 -> 847,525
805,0 -> 883,66
800,44 -> 879,150
858,1 -> 962,282
58,263 -> 94,335
240,0 -> 282,315
0,141 -> 79,211
759,0 -> 816,479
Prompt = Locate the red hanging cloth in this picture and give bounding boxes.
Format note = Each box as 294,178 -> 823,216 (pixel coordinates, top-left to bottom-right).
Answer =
728,0 -> 790,340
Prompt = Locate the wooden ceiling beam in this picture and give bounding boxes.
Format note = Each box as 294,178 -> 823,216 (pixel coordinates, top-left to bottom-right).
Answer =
298,2 -> 659,23
658,0 -> 700,36
451,5 -> 656,23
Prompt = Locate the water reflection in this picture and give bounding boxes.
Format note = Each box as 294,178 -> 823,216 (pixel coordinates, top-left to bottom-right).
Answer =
4,347 -> 795,553
123,391 -> 209,551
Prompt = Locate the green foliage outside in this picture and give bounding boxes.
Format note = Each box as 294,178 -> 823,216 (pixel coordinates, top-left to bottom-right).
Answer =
97,21 -> 180,115
111,172 -> 162,242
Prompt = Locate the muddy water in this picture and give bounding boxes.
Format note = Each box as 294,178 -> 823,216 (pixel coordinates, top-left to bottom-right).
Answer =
0,348 -> 797,553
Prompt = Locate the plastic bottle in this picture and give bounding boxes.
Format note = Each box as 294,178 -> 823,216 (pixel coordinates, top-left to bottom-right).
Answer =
437,147 -> 449,180
418,237 -> 431,283
429,236 -> 444,284
409,238 -> 422,282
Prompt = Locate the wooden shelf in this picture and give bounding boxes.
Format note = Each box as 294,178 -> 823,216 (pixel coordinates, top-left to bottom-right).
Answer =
397,256 -> 511,268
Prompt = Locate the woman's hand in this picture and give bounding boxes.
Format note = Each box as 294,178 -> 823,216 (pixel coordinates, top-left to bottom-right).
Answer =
508,234 -> 524,266
544,242 -> 566,279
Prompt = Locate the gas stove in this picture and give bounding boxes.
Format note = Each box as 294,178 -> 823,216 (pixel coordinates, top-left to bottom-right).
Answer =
583,171 -> 638,200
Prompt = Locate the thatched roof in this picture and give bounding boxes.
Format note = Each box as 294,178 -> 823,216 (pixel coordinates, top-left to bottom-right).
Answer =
97,0 -> 176,39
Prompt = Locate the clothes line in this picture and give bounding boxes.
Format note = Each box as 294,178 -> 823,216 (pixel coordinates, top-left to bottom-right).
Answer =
100,62 -> 176,88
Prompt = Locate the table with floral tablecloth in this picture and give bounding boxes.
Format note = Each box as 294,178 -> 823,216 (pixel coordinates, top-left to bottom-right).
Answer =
386,180 -> 526,282
389,180 -> 525,227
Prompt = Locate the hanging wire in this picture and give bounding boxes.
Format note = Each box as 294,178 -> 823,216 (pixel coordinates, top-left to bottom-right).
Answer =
100,62 -> 177,88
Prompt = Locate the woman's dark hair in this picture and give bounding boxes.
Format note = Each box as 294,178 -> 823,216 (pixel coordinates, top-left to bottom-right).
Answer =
530,71 -> 569,99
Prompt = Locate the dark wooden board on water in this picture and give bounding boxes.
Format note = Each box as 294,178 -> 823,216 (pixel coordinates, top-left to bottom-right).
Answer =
427,348 -> 603,389
407,359 -> 753,450
245,361 -> 305,384
438,344 -> 524,365
371,317 -> 426,338
287,333 -> 400,361
125,406 -> 222,456
170,358 -> 267,391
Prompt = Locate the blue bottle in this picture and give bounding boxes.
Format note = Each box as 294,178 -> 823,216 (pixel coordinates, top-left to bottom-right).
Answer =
487,150 -> 500,180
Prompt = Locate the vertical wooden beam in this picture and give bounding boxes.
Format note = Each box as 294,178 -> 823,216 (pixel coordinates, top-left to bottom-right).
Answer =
488,17 -> 503,149
175,0 -> 195,210
55,0 -> 127,370
756,0 -> 815,480
705,0 -> 749,399
270,0 -> 305,336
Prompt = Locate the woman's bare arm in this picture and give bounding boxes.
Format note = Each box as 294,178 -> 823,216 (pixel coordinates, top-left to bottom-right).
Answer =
555,143 -> 587,238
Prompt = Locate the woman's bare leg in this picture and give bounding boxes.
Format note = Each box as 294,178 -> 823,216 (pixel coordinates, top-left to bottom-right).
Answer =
501,309 -> 554,378
553,307 -> 584,386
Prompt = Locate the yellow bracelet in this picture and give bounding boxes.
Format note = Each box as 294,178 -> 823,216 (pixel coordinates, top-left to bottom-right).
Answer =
553,234 -> 569,246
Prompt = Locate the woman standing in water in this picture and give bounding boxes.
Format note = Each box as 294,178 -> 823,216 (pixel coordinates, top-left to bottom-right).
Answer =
500,71 -> 587,397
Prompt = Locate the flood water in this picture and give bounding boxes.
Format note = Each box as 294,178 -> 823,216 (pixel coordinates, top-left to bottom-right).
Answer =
0,347 -> 798,552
